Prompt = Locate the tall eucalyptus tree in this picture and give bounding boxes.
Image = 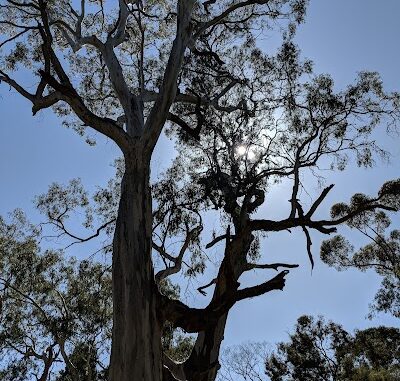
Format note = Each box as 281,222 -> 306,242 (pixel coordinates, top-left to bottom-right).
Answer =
1,1 -> 399,380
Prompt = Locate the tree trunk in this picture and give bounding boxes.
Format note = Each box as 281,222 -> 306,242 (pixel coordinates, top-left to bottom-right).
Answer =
185,315 -> 228,381
185,231 -> 253,381
109,155 -> 162,381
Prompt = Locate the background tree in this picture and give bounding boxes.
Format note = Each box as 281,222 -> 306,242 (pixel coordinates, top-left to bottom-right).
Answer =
265,315 -> 400,381
217,316 -> 400,381
0,211 -> 111,381
218,342 -> 270,381
321,209 -> 400,318
0,210 -> 192,380
1,1 -> 400,381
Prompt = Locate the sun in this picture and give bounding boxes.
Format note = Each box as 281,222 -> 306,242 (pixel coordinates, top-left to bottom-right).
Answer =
237,145 -> 247,156
237,145 -> 256,160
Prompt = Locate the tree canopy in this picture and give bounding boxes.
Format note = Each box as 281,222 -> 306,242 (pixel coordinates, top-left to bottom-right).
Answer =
218,316 -> 400,381
0,210 -> 193,379
321,209 -> 400,318
266,315 -> 400,381
0,211 -> 111,380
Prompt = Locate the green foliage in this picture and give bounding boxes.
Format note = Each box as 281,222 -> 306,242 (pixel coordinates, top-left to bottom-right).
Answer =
378,179 -> 400,211
56,342 -> 106,381
0,218 -> 193,379
322,179 -> 400,318
265,316 -> 400,381
321,207 -> 400,317
162,327 -> 195,363
0,212 -> 111,380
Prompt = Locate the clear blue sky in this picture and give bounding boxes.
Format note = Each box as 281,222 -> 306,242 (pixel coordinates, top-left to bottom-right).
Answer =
0,0 -> 399,352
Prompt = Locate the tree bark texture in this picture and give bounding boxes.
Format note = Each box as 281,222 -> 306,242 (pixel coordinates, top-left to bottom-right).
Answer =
109,155 -> 163,381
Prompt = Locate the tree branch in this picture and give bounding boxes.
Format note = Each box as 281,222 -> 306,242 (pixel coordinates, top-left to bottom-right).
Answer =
205,233 -> 234,249
142,81 -> 245,112
107,0 -> 131,47
57,338 -> 79,381
302,226 -> 314,269
160,270 -> 290,332
155,225 -> 201,283
143,0 -> 196,155
38,70 -> 132,153
250,201 -> 397,235
235,270 -> 289,301
41,215 -> 116,248
306,184 -> 335,218
194,0 -> 275,39
197,278 -> 217,296
244,263 -> 299,271
168,112 -> 201,140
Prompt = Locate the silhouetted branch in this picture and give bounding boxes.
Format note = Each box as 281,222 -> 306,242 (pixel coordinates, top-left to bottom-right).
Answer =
306,184 -> 335,218
197,278 -> 217,296
161,270 -> 290,332
245,263 -> 299,271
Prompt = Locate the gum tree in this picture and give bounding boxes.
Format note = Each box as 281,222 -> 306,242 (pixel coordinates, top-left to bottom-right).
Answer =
152,43 -> 400,380
321,211 -> 400,318
0,211 -> 111,381
1,1 -> 399,381
265,315 -> 400,381
217,316 -> 400,381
